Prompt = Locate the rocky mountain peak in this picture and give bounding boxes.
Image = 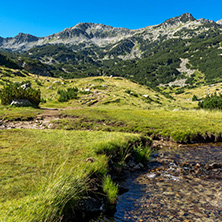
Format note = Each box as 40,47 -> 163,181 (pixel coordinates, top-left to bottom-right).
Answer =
216,19 -> 222,25
162,13 -> 196,28
14,33 -> 39,43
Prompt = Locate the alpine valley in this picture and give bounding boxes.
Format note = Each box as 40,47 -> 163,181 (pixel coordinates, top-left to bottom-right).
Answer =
1,12 -> 222,88
1,12 -> 222,222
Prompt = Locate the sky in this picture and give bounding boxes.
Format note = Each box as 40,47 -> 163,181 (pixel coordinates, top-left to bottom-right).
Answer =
0,0 -> 222,38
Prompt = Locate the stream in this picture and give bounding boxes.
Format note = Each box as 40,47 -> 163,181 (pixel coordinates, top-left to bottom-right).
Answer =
92,143 -> 222,221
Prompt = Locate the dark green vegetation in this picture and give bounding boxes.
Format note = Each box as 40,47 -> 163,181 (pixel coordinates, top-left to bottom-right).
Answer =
0,53 -> 20,69
57,87 -> 78,102
0,82 -> 41,106
198,92 -> 222,109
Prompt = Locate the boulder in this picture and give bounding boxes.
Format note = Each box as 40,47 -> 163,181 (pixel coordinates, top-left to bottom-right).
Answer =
20,82 -> 31,90
10,99 -> 33,107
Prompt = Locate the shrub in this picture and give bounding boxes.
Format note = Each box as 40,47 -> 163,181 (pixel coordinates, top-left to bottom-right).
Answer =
0,82 -> 41,107
175,89 -> 185,94
198,92 -> 222,109
57,87 -> 78,102
192,94 -> 198,101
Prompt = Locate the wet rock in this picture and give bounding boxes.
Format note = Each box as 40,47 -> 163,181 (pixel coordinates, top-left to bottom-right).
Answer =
206,163 -> 222,170
78,196 -> 105,213
133,164 -> 141,170
128,160 -> 136,168
118,184 -> 129,195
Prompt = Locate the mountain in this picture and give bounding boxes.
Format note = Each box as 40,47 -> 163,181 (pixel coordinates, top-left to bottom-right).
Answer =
0,13 -> 211,53
217,19 -> 222,25
0,13 -> 222,87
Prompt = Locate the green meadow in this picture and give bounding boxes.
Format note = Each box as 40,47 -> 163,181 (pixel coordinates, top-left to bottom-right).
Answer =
1,67 -> 222,221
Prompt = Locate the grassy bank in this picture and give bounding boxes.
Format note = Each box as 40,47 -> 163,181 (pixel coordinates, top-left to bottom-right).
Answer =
0,106 -> 42,121
56,108 -> 222,143
0,129 -> 149,222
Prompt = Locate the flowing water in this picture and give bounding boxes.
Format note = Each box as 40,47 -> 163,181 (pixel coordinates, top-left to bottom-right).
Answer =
92,143 -> 222,221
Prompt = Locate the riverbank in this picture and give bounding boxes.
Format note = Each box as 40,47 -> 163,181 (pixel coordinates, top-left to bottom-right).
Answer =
0,129 -> 151,222
95,142 -> 222,221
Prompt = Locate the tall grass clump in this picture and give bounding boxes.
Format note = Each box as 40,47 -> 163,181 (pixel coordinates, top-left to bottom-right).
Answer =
103,176 -> 118,204
133,144 -> 151,163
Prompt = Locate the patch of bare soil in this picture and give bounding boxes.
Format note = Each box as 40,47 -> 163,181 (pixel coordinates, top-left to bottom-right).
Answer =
0,108 -> 63,130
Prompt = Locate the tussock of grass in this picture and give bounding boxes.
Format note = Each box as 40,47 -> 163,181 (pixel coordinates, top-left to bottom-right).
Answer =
103,176 -> 118,204
0,129 -> 145,221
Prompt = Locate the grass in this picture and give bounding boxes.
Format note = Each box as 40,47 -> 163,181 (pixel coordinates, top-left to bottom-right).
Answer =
0,106 -> 41,120
2,66 -> 222,221
103,176 -> 118,204
0,70 -> 175,109
0,129 -> 148,221
56,107 -> 222,143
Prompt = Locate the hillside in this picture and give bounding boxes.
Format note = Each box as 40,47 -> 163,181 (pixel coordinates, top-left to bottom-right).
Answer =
0,66 -> 176,109
0,13 -> 222,87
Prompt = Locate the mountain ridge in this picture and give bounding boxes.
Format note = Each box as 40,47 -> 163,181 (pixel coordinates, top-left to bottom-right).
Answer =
0,13 -> 219,52
0,13 -> 222,88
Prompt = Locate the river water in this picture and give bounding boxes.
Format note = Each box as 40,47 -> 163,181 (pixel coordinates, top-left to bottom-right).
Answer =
93,143 -> 222,221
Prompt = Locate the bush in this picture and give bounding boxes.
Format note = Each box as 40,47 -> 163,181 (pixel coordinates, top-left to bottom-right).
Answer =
192,94 -> 198,101
57,87 -> 78,102
198,93 -> 222,109
0,82 -> 41,107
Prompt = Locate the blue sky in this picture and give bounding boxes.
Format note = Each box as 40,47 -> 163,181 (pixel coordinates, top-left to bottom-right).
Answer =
1,0 -> 222,38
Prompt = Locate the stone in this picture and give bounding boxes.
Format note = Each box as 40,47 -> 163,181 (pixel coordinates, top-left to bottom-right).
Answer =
85,157 -> 95,163
10,99 -> 32,107
134,164 -> 141,170
78,196 -> 104,213
20,82 -> 31,89
139,163 -> 144,168
128,161 -> 136,168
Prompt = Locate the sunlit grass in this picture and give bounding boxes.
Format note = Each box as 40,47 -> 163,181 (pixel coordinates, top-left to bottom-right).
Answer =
57,108 -> 222,142
0,106 -> 41,120
0,129 -> 145,221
